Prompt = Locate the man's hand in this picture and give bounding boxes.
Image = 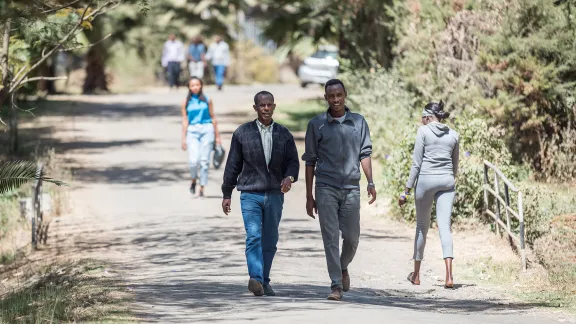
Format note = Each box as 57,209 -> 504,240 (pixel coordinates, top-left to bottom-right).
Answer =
215,136 -> 222,146
181,138 -> 187,151
222,199 -> 231,215
367,184 -> 377,205
281,177 -> 292,193
306,197 -> 317,219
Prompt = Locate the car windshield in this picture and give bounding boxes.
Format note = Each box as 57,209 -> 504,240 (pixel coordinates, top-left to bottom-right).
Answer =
311,50 -> 338,59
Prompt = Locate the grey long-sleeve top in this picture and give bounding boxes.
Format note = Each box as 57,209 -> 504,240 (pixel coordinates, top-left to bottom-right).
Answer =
406,122 -> 460,189
302,107 -> 372,189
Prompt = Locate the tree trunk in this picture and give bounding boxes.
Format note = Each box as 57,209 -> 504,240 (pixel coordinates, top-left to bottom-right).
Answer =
0,17 -> 11,108
7,105 -> 18,154
82,20 -> 109,94
233,8 -> 247,84
82,45 -> 108,94
36,59 -> 57,95
1,16 -> 16,153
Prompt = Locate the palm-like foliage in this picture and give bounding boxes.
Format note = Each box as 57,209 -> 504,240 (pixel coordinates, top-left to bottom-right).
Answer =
0,161 -> 65,195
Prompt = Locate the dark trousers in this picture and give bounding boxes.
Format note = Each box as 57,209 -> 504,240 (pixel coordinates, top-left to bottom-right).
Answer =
167,61 -> 181,88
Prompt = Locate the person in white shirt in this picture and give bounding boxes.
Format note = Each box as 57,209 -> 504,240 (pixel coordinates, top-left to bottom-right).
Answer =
205,35 -> 230,91
161,34 -> 185,89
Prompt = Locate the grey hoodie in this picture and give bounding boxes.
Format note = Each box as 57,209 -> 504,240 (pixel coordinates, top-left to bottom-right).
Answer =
406,122 -> 459,189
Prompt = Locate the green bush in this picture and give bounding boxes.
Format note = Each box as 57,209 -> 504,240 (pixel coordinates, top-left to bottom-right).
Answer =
344,70 -> 420,158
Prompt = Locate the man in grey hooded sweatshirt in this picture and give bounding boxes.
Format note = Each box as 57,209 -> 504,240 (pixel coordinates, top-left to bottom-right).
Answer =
399,100 -> 459,289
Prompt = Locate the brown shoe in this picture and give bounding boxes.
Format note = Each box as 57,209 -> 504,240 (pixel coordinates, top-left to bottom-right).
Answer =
248,278 -> 264,296
327,288 -> 343,301
342,269 -> 350,292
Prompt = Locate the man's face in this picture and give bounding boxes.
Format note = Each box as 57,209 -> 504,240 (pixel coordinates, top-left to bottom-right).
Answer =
254,94 -> 276,125
169,34 -> 176,41
324,84 -> 346,113
215,35 -> 222,43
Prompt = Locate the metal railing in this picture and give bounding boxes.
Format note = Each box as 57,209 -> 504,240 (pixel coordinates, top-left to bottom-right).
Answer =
483,160 -> 526,270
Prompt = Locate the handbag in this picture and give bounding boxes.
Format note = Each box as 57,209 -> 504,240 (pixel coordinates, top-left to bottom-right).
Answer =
212,144 -> 226,169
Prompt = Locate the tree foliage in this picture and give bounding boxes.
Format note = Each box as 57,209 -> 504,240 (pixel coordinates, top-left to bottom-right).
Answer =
0,0 -> 147,104
261,0 -> 396,69
0,160 -> 64,195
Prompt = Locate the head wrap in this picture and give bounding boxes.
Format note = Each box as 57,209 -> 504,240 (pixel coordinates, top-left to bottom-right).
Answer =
422,108 -> 435,117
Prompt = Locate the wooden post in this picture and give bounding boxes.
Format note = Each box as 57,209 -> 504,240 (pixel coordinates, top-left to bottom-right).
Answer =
483,164 -> 489,214
494,172 -> 501,237
504,184 -> 512,246
518,191 -> 527,271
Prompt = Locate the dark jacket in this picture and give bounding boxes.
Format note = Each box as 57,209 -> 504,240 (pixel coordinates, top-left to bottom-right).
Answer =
222,120 -> 299,199
301,107 -> 372,189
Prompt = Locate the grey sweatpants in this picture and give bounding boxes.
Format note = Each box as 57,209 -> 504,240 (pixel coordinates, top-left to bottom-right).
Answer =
316,185 -> 361,290
414,175 -> 455,261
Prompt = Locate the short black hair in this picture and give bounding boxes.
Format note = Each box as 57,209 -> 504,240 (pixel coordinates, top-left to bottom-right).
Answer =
254,91 -> 274,105
324,79 -> 346,93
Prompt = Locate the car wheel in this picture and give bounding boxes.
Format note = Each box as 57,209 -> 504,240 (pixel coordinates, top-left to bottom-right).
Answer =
300,82 -> 309,88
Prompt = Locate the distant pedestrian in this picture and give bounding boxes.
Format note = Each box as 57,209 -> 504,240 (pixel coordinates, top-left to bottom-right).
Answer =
399,100 -> 459,289
205,35 -> 230,91
181,77 -> 222,197
161,33 -> 185,89
302,79 -> 376,301
188,35 -> 206,79
221,91 -> 299,296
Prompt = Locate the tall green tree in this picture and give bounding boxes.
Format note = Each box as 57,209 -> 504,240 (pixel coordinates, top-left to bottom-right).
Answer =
261,0 -> 396,69
0,0 -> 147,152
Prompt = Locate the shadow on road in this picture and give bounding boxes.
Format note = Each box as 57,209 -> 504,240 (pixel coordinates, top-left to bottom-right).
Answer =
71,163 -> 188,185
129,279 -> 546,322
44,217 -> 547,323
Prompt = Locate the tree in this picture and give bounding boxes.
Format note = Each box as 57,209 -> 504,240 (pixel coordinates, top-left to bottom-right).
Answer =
0,0 -> 148,107
100,0 -> 256,85
260,0 -> 396,70
0,0 -> 147,153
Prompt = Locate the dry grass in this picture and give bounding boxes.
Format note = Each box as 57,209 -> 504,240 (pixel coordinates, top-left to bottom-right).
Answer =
462,253 -> 576,311
0,259 -> 134,323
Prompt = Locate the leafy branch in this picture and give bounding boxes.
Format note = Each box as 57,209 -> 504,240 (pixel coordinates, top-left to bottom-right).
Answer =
0,160 -> 65,195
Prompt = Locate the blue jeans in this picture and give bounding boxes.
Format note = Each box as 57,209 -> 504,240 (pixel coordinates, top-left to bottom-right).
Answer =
240,191 -> 284,285
213,65 -> 226,87
186,123 -> 214,186
167,61 -> 181,88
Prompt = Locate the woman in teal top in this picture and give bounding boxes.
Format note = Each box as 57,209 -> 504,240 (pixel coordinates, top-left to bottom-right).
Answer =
181,77 -> 222,197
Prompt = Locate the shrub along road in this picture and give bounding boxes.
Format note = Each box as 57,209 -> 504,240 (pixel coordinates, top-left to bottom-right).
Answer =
44,85 -> 572,323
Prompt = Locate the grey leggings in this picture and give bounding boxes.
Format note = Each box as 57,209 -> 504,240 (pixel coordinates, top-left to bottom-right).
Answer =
414,175 -> 455,261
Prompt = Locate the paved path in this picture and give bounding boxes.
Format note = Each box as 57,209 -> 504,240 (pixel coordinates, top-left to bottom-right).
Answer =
42,85 -> 571,323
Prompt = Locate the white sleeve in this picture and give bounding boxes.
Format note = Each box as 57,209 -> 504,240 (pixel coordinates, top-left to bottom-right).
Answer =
223,43 -> 231,66
205,44 -> 214,61
161,42 -> 168,67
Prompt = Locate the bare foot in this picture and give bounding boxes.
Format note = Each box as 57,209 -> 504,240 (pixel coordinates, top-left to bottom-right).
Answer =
407,272 -> 420,285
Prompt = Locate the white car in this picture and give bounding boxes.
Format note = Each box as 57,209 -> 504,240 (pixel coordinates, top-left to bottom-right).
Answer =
298,47 -> 339,88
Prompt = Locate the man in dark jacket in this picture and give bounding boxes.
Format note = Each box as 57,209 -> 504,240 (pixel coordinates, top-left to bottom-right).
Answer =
222,91 -> 299,297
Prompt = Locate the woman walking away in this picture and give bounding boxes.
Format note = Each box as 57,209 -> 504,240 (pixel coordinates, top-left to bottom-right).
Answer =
181,77 -> 222,197
399,100 -> 459,289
